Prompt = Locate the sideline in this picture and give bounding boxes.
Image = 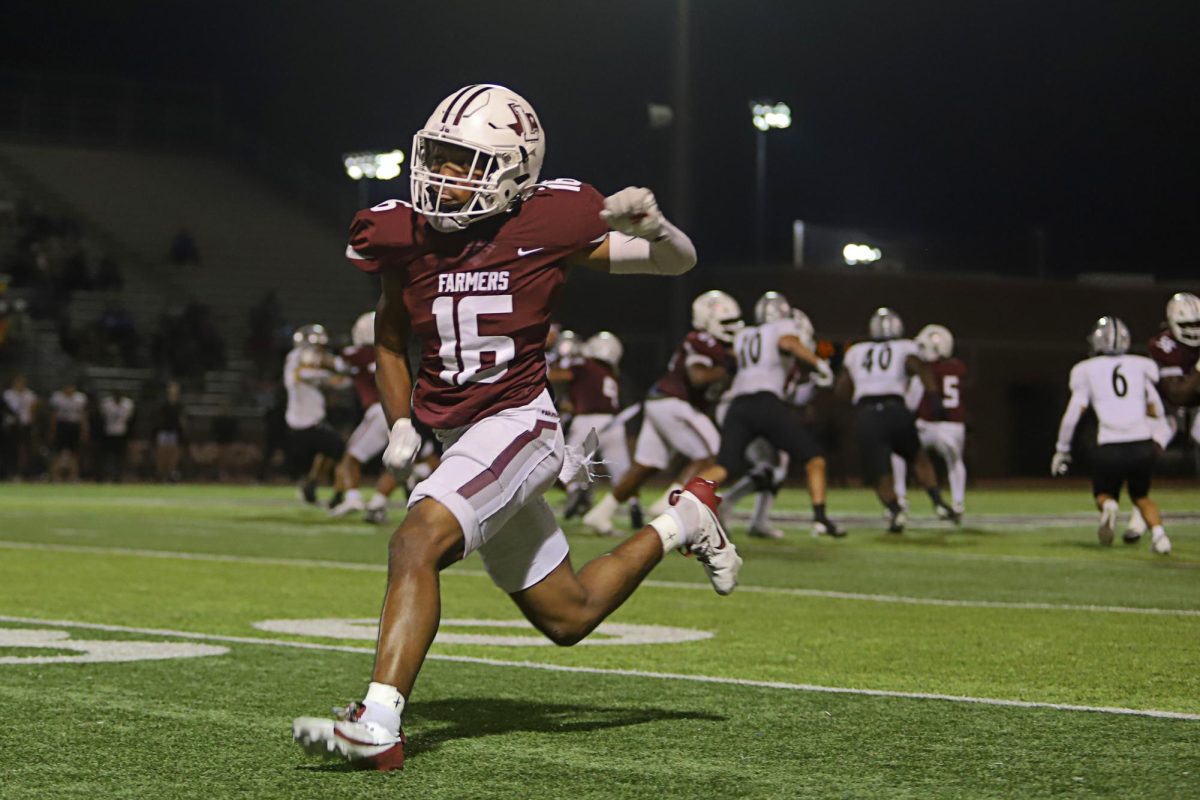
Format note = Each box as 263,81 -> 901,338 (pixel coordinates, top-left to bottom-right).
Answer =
0,615 -> 1196,722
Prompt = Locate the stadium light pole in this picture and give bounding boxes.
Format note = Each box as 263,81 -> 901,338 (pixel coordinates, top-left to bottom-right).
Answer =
343,150 -> 406,209
750,101 -> 791,261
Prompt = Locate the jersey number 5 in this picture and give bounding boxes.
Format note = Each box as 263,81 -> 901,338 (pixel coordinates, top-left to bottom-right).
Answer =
432,295 -> 516,385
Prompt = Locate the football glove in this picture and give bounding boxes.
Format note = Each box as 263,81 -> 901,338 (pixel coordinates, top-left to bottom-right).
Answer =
382,418 -> 422,476
1050,451 -> 1071,476
601,187 -> 665,241
812,359 -> 834,388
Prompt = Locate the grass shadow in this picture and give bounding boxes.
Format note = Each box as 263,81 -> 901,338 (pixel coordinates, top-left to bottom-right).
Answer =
296,697 -> 725,770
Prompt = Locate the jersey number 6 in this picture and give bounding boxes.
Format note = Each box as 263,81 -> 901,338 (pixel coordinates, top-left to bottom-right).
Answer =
432,295 -> 516,385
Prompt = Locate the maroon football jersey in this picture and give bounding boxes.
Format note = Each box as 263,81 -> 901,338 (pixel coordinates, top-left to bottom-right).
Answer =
1148,329 -> 1199,379
651,331 -> 729,410
341,345 -> 379,409
569,359 -> 620,415
347,180 -> 609,429
917,357 -> 967,423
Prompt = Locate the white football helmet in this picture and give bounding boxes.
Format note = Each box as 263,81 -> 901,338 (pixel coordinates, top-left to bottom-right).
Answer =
351,312 -> 376,347
916,324 -> 954,361
790,308 -> 816,351
1089,316 -> 1131,355
868,307 -> 904,341
410,84 -> 545,232
584,331 -> 623,368
292,324 -> 329,348
556,330 -> 582,363
1166,291 -> 1200,347
753,291 -> 791,324
692,290 -> 743,343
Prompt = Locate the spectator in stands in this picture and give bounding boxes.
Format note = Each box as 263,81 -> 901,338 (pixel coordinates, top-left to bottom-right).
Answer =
0,297 -> 34,357
154,381 -> 187,482
169,227 -> 200,266
48,380 -> 89,482
2,374 -> 38,480
99,390 -> 136,482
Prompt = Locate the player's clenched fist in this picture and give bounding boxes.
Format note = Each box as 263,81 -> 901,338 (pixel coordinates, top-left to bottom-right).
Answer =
601,187 -> 664,240
382,418 -> 422,475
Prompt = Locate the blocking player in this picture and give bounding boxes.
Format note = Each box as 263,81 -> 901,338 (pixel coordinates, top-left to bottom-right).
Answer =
293,84 -> 741,770
1051,316 -> 1171,554
1125,292 -> 1200,541
892,324 -> 968,518
581,290 -> 739,535
284,324 -> 348,504
699,291 -> 842,537
836,308 -> 954,532
547,331 -> 642,527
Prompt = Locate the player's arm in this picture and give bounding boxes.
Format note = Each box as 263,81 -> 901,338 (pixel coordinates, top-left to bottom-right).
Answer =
565,188 -> 696,275
374,270 -> 423,474
779,334 -> 834,385
1158,371 -> 1200,406
375,270 -> 412,425
905,354 -> 939,394
1052,367 -> 1089,474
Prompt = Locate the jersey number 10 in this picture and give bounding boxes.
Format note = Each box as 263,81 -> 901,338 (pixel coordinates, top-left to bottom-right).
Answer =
432,295 -> 516,385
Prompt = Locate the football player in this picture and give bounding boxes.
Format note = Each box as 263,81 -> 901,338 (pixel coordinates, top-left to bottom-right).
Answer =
1124,292 -> 1200,540
293,84 -> 740,770
547,331 -> 642,526
836,308 -> 954,532
284,324 -> 349,504
891,324 -> 968,519
1051,316 -> 1171,554
581,290 -> 739,536
699,291 -> 842,538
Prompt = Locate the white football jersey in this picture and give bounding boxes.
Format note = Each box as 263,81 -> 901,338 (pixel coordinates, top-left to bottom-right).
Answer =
844,339 -> 920,403
1063,355 -> 1161,445
729,319 -> 802,399
284,346 -> 331,429
49,390 -> 88,423
3,387 -> 37,425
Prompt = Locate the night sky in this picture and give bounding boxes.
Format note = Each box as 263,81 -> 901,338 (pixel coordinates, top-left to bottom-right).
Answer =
7,0 -> 1198,276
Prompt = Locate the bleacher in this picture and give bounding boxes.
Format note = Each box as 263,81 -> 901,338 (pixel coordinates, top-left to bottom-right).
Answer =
0,141 -> 375,356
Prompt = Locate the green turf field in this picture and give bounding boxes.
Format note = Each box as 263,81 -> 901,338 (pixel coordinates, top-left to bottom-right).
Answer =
1,483 -> 1197,799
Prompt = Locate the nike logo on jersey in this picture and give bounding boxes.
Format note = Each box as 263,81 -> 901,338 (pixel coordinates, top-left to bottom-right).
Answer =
517,247 -> 545,257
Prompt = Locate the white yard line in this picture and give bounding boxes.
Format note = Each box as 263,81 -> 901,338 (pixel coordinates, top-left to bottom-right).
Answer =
0,614 -> 1196,722
2,539 -> 1198,618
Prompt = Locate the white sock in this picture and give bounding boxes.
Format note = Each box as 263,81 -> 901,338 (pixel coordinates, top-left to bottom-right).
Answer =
361,681 -> 405,736
1151,524 -> 1167,539
345,489 -> 362,504
366,492 -> 389,510
649,505 -> 690,552
1102,498 -> 1119,514
1127,508 -> 1147,533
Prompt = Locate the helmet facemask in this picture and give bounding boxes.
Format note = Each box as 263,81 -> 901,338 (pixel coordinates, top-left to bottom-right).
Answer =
410,133 -> 532,232
1166,292 -> 1200,347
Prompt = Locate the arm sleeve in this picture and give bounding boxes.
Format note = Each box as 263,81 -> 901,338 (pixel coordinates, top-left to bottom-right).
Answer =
1055,367 -> 1089,453
345,201 -> 417,274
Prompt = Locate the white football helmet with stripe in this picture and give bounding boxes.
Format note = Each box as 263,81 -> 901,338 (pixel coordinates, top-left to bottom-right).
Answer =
692,290 -> 743,343
1166,291 -> 1200,347
411,84 -> 545,232
753,291 -> 791,324
868,307 -> 904,341
1088,316 -> 1131,355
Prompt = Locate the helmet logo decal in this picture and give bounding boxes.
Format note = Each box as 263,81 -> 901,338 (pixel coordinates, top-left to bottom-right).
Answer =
506,102 -> 540,141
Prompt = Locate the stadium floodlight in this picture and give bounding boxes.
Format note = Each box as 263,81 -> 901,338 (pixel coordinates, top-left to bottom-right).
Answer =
751,102 -> 791,131
342,150 -> 406,181
842,243 -> 883,265
750,100 -> 792,260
